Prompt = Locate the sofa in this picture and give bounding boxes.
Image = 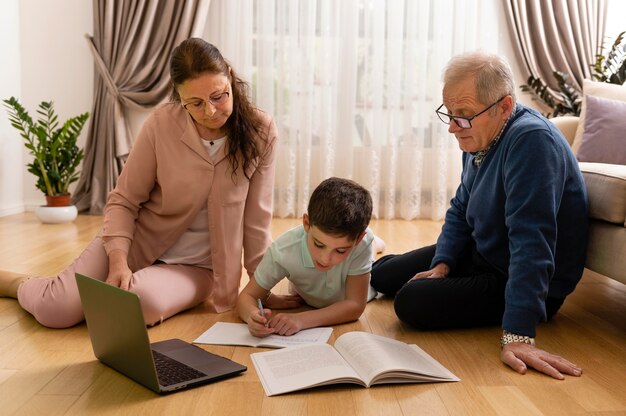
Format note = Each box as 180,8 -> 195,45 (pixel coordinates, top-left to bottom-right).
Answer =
549,80 -> 626,285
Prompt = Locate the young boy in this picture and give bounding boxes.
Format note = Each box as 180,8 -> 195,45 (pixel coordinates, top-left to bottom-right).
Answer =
237,177 -> 375,337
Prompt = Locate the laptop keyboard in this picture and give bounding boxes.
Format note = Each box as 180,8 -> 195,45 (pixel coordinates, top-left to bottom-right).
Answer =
152,350 -> 207,386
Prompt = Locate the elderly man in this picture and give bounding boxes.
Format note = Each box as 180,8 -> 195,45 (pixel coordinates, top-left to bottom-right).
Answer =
371,51 -> 588,379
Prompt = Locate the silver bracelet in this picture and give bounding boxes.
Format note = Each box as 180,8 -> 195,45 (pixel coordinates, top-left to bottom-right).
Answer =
264,291 -> 272,304
500,330 -> 535,347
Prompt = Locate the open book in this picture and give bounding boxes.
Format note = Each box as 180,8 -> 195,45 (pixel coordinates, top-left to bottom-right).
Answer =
193,322 -> 333,348
251,331 -> 459,396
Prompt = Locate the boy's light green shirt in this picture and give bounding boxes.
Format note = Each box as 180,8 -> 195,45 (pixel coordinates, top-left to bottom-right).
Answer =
254,225 -> 374,308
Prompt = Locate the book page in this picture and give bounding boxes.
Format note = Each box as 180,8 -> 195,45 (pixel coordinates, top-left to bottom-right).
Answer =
193,322 -> 333,348
334,332 -> 459,385
251,343 -> 363,396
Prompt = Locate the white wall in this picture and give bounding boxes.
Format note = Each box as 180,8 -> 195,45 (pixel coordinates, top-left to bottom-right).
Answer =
0,0 -> 93,213
0,0 -> 24,216
19,0 -> 93,209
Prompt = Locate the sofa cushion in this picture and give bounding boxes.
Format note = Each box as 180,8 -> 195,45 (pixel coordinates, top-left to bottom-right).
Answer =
579,162 -> 626,226
572,80 -> 626,155
576,95 -> 626,165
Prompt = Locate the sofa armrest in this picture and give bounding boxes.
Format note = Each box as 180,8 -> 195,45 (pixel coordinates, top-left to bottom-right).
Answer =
579,162 -> 626,226
549,116 -> 579,147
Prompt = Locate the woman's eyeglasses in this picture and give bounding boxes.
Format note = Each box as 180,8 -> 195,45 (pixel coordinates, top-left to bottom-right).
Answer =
182,91 -> 230,113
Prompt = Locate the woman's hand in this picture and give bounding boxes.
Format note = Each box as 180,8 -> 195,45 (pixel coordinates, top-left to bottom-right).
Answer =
265,293 -> 305,309
501,342 -> 582,380
106,250 -> 133,290
410,262 -> 450,281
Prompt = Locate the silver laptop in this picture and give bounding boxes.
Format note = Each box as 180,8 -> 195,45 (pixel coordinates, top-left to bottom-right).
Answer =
75,273 -> 246,394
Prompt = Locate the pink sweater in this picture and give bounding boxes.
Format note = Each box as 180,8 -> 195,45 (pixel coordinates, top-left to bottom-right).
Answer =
102,102 -> 277,312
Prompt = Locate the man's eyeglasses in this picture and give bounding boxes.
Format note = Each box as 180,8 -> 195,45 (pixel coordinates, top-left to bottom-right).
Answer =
435,96 -> 506,129
182,91 -> 230,113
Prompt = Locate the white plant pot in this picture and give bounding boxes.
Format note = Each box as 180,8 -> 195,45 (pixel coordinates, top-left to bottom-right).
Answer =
36,205 -> 78,224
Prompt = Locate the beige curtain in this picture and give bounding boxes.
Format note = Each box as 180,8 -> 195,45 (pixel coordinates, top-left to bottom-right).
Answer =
506,0 -> 607,95
73,0 -> 210,214
208,0 -> 502,221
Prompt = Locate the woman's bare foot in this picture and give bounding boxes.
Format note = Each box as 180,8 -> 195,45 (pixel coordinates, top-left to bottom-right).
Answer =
0,270 -> 30,298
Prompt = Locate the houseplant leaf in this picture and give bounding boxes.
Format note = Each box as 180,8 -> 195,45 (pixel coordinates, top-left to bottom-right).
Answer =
2,97 -> 89,200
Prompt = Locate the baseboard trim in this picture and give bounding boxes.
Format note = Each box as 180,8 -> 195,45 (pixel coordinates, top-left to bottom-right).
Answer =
0,204 -> 25,217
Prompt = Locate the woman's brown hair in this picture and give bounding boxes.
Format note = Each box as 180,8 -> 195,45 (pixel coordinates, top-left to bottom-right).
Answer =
169,38 -> 265,180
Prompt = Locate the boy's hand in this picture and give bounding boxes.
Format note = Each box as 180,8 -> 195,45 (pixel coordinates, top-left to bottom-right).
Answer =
265,293 -> 305,309
268,313 -> 304,336
247,309 -> 275,338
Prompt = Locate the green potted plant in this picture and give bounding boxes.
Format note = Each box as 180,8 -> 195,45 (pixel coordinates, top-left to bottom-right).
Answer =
3,97 -> 89,222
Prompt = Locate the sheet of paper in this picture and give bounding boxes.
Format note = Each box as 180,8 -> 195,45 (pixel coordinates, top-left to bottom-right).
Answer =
193,322 -> 333,348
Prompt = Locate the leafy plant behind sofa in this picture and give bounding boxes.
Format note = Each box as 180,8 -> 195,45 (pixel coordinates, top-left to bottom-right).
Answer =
520,31 -> 625,117
592,31 -> 626,84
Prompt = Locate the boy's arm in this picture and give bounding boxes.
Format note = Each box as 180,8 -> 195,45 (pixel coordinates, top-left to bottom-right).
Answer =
237,278 -> 275,337
268,273 -> 370,336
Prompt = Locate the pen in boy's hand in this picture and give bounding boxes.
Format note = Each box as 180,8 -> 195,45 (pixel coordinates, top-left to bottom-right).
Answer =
257,298 -> 264,319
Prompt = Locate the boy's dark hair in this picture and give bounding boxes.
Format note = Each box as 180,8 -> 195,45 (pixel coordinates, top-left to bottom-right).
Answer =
307,177 -> 373,241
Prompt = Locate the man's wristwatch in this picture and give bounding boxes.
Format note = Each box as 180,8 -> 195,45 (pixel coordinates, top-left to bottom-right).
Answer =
500,330 -> 535,347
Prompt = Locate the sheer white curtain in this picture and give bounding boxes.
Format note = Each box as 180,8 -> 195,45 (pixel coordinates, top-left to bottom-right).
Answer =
206,0 -> 499,220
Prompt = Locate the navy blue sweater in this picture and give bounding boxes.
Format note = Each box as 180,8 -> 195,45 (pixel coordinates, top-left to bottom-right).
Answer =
431,105 -> 588,337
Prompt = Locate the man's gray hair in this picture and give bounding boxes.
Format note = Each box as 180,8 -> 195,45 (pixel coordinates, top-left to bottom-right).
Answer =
443,51 -> 517,107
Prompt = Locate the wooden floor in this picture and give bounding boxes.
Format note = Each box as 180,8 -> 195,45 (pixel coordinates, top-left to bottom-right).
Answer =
0,213 -> 625,415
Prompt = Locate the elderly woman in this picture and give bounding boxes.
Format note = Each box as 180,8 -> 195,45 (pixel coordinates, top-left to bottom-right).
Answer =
371,52 -> 588,380
0,38 -> 277,328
